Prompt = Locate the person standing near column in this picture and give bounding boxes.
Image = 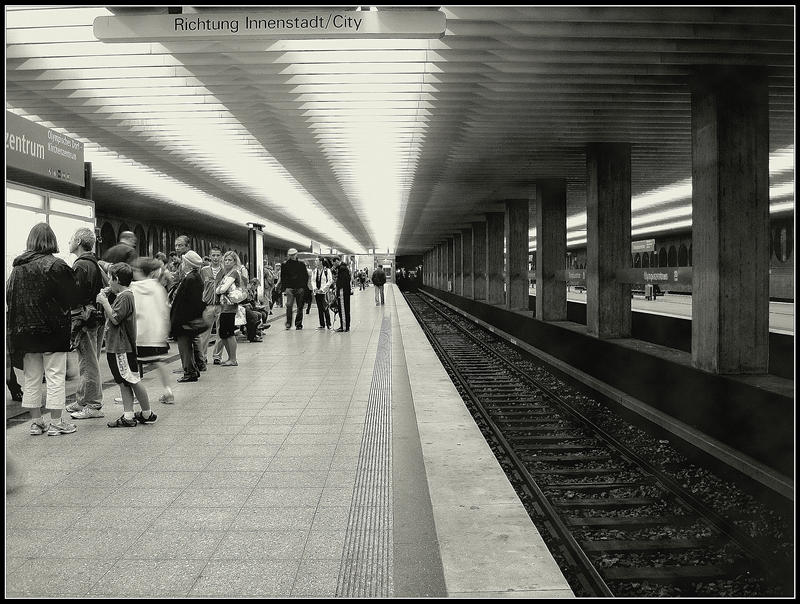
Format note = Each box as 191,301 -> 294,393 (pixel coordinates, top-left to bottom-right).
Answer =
66,227 -> 107,420
311,256 -> 333,330
199,246 -> 225,365
333,256 -> 352,332
169,251 -> 206,382
7,223 -> 80,436
280,248 -> 309,330
371,264 -> 387,306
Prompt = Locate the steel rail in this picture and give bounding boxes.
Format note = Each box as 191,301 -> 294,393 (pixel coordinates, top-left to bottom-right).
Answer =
413,290 -> 788,591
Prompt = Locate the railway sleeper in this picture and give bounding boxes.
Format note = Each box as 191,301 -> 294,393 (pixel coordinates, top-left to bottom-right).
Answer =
545,480 -> 657,490
523,455 -> 615,463
551,497 -> 656,508
567,516 -> 699,527
507,430 -> 586,438
602,565 -> 729,583
515,443 -> 602,451
581,538 -> 719,553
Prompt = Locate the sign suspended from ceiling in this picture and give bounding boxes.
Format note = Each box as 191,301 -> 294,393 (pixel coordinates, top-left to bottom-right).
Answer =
94,10 -> 446,41
5,111 -> 85,186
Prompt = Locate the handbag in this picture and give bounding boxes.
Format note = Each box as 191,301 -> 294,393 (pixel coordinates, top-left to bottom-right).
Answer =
217,274 -> 248,305
234,305 -> 247,326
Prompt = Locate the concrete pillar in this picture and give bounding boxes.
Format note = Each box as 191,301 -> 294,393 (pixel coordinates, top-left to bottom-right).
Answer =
438,243 -> 445,290
435,244 -> 442,289
535,179 -> 568,321
472,221 -> 487,301
586,142 -> 632,339
454,232 -> 463,295
505,199 -> 529,310
486,212 -> 505,305
461,227 -> 474,299
446,237 -> 454,292
690,66 -> 770,374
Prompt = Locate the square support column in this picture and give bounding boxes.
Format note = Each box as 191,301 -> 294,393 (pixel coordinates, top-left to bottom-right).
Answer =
461,227 -> 474,299
690,66 -> 770,374
472,221 -> 487,301
505,199 -> 530,310
486,212 -> 505,305
454,232 -> 463,295
436,243 -> 444,289
535,179 -> 568,321
446,237 -> 454,292
586,142 -> 632,339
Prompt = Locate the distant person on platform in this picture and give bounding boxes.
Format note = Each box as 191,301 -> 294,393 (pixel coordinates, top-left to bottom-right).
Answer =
371,264 -> 387,306
280,248 -> 309,330
103,231 -> 138,265
333,257 -> 352,332
169,250 -> 206,382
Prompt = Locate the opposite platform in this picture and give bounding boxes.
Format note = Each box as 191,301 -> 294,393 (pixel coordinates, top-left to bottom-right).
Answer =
5,284 -> 572,598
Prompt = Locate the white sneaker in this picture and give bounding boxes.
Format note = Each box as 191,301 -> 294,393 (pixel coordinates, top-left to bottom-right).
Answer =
71,406 -> 104,419
65,401 -> 83,413
47,420 -> 77,436
30,421 -> 47,435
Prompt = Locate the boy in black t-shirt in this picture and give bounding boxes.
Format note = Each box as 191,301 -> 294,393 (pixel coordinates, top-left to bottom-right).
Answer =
96,263 -> 157,428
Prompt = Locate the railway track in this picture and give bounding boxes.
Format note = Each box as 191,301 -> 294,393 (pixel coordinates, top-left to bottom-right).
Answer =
404,291 -> 789,597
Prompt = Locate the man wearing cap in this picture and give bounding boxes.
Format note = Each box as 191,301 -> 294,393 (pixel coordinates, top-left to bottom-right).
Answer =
103,230 -> 138,265
280,248 -> 309,330
169,250 -> 206,382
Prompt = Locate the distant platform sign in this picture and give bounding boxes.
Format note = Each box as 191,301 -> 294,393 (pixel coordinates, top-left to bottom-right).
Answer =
555,270 -> 586,283
632,239 -> 656,253
5,111 -> 84,186
94,11 -> 446,41
616,267 -> 692,285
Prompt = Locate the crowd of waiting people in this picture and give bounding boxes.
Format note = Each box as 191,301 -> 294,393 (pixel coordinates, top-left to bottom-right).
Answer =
5,224 -> 393,436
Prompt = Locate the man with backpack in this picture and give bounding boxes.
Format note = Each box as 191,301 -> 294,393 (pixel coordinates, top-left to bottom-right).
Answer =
371,264 -> 387,306
66,227 -> 108,420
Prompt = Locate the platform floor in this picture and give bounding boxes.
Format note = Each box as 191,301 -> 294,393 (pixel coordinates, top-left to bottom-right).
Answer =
5,284 -> 572,598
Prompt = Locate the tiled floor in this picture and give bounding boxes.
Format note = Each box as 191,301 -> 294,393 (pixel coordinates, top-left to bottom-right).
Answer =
6,289 -> 387,597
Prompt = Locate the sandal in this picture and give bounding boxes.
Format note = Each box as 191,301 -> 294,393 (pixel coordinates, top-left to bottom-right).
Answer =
221,361 -> 238,367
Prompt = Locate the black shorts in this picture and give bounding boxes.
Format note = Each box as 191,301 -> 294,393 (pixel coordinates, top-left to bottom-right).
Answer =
218,312 -> 236,339
107,352 -> 141,386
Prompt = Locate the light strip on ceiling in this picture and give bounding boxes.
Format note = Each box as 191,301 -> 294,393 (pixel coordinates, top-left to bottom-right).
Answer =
6,6 -> 366,254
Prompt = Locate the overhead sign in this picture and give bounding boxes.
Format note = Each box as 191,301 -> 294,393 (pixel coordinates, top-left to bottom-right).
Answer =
616,267 -> 692,285
632,239 -> 656,253
5,111 -> 85,186
555,270 -> 586,283
94,11 -> 446,41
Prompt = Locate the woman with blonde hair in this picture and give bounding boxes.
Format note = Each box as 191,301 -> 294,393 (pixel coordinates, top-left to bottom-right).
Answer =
212,251 -> 243,366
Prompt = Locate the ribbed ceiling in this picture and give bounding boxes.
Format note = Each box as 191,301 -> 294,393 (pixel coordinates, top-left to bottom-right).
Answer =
5,6 -> 795,254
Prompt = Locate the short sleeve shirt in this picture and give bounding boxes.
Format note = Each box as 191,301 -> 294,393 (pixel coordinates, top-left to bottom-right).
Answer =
104,289 -> 137,353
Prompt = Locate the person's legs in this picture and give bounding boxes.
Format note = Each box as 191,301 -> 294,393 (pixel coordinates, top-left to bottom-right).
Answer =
343,294 -> 351,330
223,336 -> 238,363
284,289 -> 296,328
316,293 -> 326,327
75,325 -> 103,410
192,333 -> 205,370
22,353 -> 46,428
294,289 -> 305,328
177,335 -> 198,378
198,306 -> 219,364
375,284 -> 380,305
154,361 -> 173,402
379,284 -> 385,304
42,352 -> 67,422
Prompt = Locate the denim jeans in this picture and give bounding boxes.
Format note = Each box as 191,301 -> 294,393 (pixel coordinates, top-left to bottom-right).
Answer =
374,284 -> 385,305
75,324 -> 103,409
284,288 -> 305,328
22,352 -> 67,410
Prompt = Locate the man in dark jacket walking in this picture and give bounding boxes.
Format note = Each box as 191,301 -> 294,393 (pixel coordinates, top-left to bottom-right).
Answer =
280,248 -> 309,330
333,256 -> 352,332
103,230 -> 138,265
66,227 -> 108,419
371,264 -> 387,306
169,251 -> 206,382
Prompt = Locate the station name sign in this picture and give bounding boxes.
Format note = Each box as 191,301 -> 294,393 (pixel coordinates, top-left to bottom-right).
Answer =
616,267 -> 692,285
5,111 -> 84,186
631,239 -> 656,253
94,11 -> 446,41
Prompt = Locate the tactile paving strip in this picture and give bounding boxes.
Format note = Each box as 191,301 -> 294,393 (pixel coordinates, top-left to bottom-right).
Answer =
335,316 -> 393,597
